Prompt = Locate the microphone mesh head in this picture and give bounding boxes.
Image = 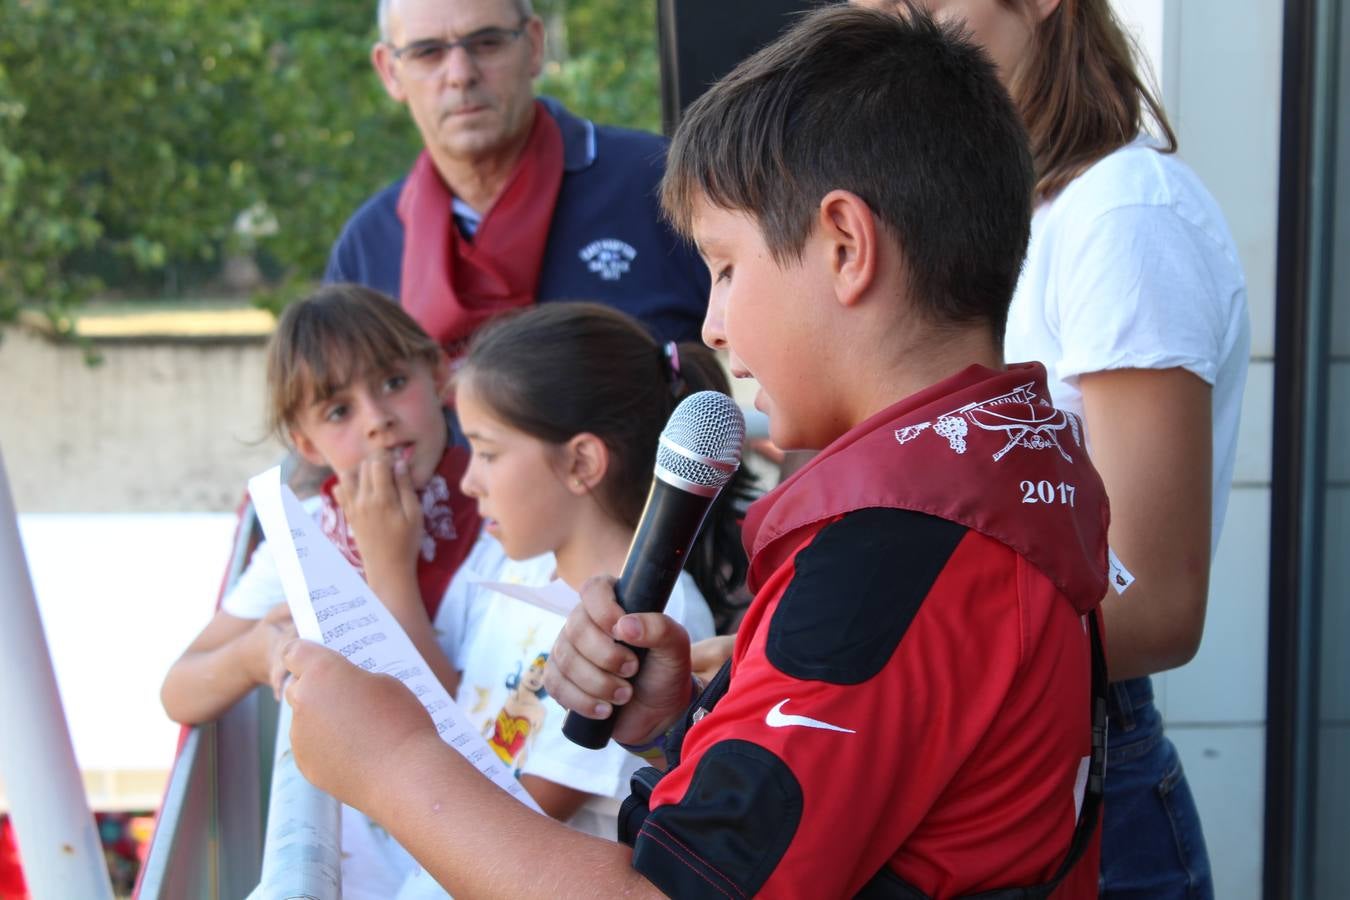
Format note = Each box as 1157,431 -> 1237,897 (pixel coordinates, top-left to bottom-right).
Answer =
655,391 -> 746,491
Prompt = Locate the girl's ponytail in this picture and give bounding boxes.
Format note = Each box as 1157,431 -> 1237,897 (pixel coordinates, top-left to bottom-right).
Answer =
669,340 -> 757,632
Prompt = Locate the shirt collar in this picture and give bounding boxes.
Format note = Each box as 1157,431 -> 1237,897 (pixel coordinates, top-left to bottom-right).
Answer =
538,96 -> 596,173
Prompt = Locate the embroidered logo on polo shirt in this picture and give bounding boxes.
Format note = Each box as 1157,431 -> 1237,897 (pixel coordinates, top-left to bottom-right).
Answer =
579,239 -> 637,281
765,699 -> 856,734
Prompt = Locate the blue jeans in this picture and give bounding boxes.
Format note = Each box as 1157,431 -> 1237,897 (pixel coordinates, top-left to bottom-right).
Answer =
1100,677 -> 1214,899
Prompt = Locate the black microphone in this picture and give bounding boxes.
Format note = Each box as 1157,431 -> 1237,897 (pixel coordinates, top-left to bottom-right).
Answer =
561,390 -> 745,750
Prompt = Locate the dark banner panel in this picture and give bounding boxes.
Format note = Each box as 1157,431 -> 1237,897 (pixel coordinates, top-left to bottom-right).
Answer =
657,0 -> 820,135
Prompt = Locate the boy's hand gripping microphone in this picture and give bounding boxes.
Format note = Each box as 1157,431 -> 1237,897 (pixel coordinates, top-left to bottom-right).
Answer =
561,390 -> 745,750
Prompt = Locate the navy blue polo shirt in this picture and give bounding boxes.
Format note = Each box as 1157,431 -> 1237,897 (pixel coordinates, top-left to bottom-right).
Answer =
324,98 -> 710,344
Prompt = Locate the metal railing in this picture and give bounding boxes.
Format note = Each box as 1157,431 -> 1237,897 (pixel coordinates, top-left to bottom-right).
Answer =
136,503 -> 277,899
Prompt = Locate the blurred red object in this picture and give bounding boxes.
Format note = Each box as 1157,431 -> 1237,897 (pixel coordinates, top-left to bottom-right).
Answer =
0,816 -> 29,899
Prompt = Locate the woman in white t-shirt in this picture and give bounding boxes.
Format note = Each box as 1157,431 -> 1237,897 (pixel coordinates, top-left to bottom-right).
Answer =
857,2 -> 1249,897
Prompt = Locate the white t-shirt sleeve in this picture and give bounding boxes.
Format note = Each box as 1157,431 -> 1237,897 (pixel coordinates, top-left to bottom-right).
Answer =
1052,203 -> 1232,388
220,495 -> 325,620
219,537 -> 283,620
432,569 -> 471,674
433,528 -> 502,673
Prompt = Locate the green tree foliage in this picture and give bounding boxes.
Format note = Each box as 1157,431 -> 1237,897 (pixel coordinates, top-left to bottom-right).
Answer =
0,0 -> 659,326
536,0 -> 661,134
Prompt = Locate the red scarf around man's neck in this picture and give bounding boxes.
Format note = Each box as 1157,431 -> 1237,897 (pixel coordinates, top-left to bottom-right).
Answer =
317,445 -> 481,621
397,101 -> 565,356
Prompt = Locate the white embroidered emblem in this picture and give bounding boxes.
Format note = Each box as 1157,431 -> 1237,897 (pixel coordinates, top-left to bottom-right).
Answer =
420,474 -> 457,561
579,239 -> 637,281
321,472 -> 458,570
893,382 -> 1083,463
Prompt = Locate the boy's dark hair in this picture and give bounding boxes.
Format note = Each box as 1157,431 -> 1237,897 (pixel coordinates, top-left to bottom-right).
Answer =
461,302 -> 754,629
661,4 -> 1033,342
266,283 -> 442,444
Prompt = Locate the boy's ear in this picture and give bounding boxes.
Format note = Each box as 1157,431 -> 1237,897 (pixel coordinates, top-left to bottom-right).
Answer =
563,432 -> 609,494
290,429 -> 328,469
817,189 -> 878,308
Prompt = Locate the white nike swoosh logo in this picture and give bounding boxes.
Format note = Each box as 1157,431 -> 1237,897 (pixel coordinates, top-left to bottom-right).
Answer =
765,699 -> 856,734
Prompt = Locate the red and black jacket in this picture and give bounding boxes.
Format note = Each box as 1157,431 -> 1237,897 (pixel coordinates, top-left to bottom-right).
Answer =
623,364 -> 1110,899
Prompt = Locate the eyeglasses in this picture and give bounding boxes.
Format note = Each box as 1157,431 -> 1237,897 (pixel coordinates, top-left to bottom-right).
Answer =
389,23 -> 527,80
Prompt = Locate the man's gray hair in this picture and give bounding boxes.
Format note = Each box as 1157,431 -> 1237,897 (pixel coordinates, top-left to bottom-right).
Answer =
378,0 -> 535,42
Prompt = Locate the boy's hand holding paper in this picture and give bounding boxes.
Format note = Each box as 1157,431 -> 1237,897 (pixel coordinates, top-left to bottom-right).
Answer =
247,465 -> 540,814
282,639 -> 436,813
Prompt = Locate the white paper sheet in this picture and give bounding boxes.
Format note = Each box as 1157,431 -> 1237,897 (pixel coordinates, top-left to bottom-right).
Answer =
247,466 -> 541,812
469,578 -> 580,618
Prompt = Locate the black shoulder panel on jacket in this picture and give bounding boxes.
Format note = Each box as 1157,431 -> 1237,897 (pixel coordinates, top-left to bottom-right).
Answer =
766,507 -> 968,685
631,740 -> 802,899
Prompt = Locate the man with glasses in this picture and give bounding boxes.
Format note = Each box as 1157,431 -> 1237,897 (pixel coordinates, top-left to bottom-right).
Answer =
325,0 -> 710,354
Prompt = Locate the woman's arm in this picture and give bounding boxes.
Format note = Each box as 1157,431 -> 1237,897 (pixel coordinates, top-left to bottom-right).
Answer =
1079,367 -> 1213,680
160,604 -> 295,724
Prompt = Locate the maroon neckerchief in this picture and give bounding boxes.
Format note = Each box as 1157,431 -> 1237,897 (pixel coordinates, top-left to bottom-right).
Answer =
741,362 -> 1110,613
318,445 -> 481,621
397,100 -> 564,356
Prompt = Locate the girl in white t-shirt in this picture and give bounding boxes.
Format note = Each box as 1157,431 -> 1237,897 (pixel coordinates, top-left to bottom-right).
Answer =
161,284 -> 478,724
446,301 -> 750,813
854,2 -> 1249,897
160,284 -> 486,900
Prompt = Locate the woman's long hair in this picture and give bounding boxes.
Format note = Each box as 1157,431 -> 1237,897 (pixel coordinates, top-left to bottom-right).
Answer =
1003,0 -> 1177,201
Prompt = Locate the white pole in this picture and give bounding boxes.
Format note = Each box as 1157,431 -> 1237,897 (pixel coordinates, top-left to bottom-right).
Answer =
247,698 -> 342,900
0,444 -> 114,899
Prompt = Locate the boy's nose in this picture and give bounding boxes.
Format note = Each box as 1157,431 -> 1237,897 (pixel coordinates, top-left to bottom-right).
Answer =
701,299 -> 728,351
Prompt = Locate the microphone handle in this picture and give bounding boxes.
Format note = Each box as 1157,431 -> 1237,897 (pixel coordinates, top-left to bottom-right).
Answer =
561,481 -> 712,750
558,586 -> 653,750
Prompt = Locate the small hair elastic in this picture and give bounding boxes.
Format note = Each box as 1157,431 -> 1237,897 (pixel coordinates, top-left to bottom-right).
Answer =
663,340 -> 685,396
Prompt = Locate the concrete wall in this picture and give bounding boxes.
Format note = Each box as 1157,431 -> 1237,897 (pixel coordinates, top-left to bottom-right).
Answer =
1112,2 -> 1281,897
0,324 -> 281,812
0,326 -> 283,514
